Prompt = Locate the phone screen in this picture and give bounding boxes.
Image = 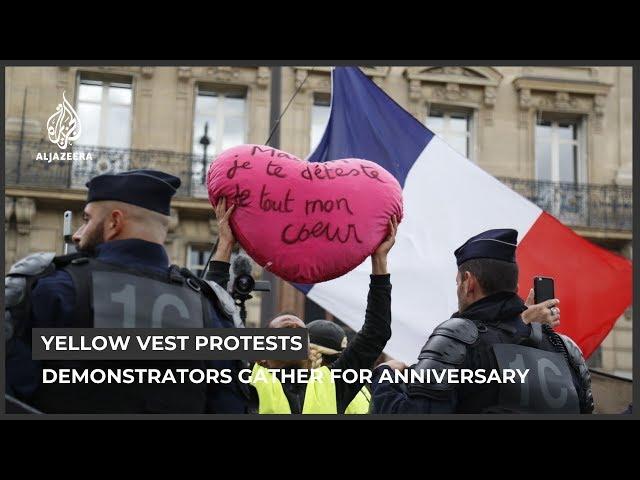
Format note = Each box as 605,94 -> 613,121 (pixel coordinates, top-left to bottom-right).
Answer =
534,276 -> 555,304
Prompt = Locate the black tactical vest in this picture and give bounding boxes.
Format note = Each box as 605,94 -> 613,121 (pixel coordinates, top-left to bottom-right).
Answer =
26,257 -> 221,414
410,317 -> 593,414
455,321 -> 582,413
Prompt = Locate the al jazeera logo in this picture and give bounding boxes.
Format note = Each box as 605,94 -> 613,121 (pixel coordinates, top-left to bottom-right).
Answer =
36,91 -> 93,162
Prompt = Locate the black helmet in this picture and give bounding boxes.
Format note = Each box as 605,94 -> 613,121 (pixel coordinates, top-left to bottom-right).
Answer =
307,320 -> 347,352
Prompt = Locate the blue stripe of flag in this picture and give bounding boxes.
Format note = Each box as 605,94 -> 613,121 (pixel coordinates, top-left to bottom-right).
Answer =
295,66 -> 435,293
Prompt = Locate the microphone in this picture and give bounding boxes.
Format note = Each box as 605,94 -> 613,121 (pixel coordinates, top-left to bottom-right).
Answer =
231,254 -> 255,296
232,254 -> 253,277
227,253 -> 272,326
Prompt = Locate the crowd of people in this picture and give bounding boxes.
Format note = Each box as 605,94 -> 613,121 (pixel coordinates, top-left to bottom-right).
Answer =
5,169 -> 593,414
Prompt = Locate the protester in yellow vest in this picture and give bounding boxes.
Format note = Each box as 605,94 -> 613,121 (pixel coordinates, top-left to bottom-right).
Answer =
210,199 -> 396,414
307,320 -> 372,414
248,215 -> 398,414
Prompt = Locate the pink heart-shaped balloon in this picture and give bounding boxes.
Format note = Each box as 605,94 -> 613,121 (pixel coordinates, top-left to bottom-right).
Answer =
207,145 -> 403,284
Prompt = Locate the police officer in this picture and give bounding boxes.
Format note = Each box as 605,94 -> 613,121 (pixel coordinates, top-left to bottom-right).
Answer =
5,169 -> 247,413
307,319 -> 372,414
371,228 -> 594,414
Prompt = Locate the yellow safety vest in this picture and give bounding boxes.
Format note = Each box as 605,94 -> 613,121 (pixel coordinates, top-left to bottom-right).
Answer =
345,386 -> 371,414
250,364 -> 371,414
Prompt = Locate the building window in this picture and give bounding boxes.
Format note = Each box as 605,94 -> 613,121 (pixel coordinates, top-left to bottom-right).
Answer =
534,113 -> 587,225
587,346 -> 603,369
76,76 -> 133,149
191,85 -> 247,194
193,85 -> 246,155
187,244 -> 213,277
535,115 -> 584,184
426,106 -> 473,159
310,93 -> 331,153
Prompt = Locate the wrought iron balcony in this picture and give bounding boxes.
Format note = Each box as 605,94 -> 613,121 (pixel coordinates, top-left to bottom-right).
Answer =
4,140 -> 213,199
499,177 -> 632,232
4,140 -> 632,232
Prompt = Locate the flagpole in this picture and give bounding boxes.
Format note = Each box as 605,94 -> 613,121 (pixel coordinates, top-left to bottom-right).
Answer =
16,87 -> 27,184
259,66 -> 282,327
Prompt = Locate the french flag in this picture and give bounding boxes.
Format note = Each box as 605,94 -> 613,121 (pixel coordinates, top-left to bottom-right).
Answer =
298,66 -> 632,362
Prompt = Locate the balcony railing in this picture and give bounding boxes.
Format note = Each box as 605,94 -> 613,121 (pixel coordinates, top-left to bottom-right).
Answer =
4,140 -> 632,232
4,140 -> 213,198
499,177 -> 632,232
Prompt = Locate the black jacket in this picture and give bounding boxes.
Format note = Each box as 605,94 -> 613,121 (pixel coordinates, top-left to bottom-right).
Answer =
372,291 -> 590,413
210,261 -> 392,414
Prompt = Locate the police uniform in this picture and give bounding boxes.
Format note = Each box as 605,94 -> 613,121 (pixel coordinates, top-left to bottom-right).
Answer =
5,170 -> 247,413
371,229 -> 594,414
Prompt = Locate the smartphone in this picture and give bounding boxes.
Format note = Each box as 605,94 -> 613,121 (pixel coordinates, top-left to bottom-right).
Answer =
63,210 -> 76,254
534,276 -> 555,304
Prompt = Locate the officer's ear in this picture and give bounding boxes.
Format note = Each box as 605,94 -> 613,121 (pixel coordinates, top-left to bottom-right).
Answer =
105,209 -> 125,239
464,271 -> 479,294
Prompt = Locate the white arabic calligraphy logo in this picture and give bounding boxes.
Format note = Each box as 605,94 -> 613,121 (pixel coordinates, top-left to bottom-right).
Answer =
47,91 -> 81,150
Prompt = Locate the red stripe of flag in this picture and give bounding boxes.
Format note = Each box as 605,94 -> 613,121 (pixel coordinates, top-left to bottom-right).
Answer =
517,212 -> 632,358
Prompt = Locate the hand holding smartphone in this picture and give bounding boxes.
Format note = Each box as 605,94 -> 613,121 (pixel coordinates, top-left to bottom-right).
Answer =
534,276 -> 555,304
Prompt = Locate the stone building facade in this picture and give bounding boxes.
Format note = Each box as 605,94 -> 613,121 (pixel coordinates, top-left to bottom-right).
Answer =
4,65 -> 632,377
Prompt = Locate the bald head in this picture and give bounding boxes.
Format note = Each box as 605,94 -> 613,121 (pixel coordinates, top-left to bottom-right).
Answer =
263,313 -> 308,369
73,200 -> 170,252
268,314 -> 305,330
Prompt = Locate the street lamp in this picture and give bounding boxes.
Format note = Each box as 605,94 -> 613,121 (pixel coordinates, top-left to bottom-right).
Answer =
199,122 -> 211,185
